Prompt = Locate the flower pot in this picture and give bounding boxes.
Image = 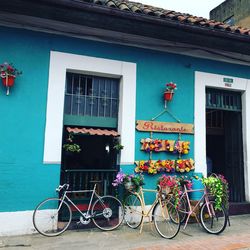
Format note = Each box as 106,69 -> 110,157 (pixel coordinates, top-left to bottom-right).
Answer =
124,181 -> 135,191
2,75 -> 15,87
163,186 -> 171,194
164,91 -> 174,101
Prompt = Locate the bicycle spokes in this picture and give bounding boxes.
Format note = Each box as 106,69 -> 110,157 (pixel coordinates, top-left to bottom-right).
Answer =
200,201 -> 227,234
91,196 -> 124,231
153,201 -> 180,239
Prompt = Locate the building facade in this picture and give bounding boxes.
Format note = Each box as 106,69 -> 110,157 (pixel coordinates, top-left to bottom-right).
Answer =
0,0 -> 250,236
210,0 -> 250,28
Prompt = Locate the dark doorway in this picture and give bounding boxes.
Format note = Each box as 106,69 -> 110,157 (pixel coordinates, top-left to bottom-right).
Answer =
206,88 -> 245,202
61,126 -> 120,196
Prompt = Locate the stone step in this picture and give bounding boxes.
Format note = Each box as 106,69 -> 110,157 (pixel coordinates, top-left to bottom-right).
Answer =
229,202 -> 250,215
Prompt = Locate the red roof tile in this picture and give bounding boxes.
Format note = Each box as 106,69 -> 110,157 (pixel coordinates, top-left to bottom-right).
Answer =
67,127 -> 119,136
79,0 -> 250,37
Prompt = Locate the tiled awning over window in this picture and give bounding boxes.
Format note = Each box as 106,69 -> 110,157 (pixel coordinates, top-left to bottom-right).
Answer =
66,127 -> 119,137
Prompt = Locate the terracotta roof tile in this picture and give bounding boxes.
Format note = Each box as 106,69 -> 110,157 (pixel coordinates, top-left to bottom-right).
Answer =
238,28 -> 250,35
187,17 -> 200,24
127,3 -> 142,13
67,127 -> 119,136
142,7 -> 155,15
79,0 -> 250,37
177,15 -> 189,22
163,10 -> 175,15
106,1 -> 117,7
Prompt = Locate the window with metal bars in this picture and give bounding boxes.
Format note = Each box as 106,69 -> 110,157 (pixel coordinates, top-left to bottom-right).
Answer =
206,109 -> 224,130
206,88 -> 242,111
64,72 -> 120,118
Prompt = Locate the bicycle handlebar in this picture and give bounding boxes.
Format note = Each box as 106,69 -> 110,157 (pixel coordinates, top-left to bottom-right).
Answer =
56,184 -> 69,192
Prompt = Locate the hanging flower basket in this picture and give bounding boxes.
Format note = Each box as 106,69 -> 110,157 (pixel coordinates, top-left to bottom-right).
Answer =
112,172 -> 144,192
163,82 -> 177,102
164,91 -> 174,101
1,75 -> 15,87
124,181 -> 136,191
0,62 -> 22,95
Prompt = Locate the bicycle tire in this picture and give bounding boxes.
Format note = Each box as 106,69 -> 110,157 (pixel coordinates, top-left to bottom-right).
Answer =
200,201 -> 227,234
92,195 -> 124,231
33,198 -> 72,237
177,196 -> 188,224
153,200 -> 180,239
124,193 -> 143,229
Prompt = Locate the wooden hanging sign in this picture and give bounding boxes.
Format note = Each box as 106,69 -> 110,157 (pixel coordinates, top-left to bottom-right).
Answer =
136,120 -> 194,134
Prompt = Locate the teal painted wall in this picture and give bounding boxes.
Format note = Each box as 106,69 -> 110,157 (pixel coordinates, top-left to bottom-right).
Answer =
0,26 -> 250,212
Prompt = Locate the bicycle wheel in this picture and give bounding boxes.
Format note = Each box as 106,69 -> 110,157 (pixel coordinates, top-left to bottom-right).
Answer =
200,201 -> 227,234
124,193 -> 143,229
92,195 -> 124,231
33,198 -> 72,237
153,200 -> 180,239
178,196 -> 188,224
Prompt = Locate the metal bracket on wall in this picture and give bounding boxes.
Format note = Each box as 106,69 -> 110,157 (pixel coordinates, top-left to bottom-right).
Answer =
151,101 -> 181,123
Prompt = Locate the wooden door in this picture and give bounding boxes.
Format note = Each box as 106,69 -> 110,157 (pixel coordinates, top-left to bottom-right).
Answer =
224,111 -> 245,202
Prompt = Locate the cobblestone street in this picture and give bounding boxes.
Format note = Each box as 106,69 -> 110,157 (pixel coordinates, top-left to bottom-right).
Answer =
0,215 -> 250,250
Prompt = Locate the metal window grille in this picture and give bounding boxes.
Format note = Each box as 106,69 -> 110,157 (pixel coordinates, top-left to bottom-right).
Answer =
206,88 -> 242,111
206,109 -> 224,129
64,73 -> 119,118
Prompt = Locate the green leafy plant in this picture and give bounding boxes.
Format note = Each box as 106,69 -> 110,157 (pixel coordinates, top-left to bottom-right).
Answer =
113,137 -> 124,151
112,172 -> 144,192
202,174 -> 229,210
63,143 -> 81,153
113,143 -> 124,151
63,133 -> 81,153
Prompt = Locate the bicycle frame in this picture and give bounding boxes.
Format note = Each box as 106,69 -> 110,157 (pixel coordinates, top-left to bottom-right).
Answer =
59,184 -> 104,220
180,185 -> 214,229
130,186 -> 164,233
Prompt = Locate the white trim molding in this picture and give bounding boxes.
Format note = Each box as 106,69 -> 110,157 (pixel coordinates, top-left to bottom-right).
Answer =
44,51 -> 136,165
194,71 -> 250,202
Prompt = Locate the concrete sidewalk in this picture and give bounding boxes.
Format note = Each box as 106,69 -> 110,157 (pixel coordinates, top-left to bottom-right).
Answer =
0,214 -> 250,250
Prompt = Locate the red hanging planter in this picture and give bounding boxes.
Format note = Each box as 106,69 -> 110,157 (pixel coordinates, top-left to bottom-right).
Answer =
0,62 -> 22,95
2,75 -> 15,87
164,91 -> 174,101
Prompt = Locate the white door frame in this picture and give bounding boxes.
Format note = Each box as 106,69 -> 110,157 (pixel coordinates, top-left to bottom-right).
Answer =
194,71 -> 250,202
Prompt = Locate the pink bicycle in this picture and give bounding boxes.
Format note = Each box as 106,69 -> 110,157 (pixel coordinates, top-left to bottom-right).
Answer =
176,184 -> 227,234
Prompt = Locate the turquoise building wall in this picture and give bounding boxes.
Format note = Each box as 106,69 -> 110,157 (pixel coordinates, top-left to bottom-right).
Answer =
0,26 -> 250,212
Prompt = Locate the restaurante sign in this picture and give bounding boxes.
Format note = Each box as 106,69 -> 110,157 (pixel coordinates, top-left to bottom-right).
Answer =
136,120 -> 194,134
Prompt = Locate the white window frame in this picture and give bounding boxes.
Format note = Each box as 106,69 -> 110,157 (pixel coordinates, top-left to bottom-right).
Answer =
43,51 -> 136,165
194,71 -> 250,202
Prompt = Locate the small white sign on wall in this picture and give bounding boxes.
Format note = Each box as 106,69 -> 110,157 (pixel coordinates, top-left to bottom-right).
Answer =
223,77 -> 234,88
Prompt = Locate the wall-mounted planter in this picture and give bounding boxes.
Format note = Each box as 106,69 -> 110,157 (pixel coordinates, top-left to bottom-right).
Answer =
0,62 -> 22,95
2,75 -> 15,87
135,158 -> 195,175
164,91 -> 174,101
141,138 -> 190,154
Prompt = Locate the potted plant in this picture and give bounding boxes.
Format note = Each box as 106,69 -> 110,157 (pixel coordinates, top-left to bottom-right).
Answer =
201,174 -> 229,210
63,143 -> 81,153
164,82 -> 177,101
0,62 -> 22,95
112,171 -> 144,192
157,175 -> 181,208
113,143 -> 124,151
113,137 -> 124,151
63,133 -> 81,153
